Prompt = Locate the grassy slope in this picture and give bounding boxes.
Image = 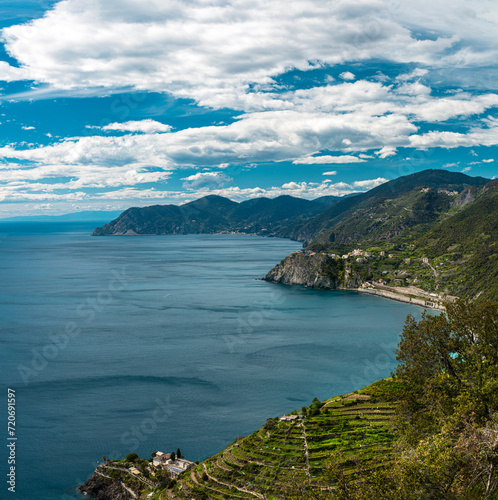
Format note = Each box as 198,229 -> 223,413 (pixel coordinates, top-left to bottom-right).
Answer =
169,380 -> 400,500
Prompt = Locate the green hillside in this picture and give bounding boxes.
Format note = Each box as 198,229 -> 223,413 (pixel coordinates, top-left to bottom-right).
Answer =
173,380 -> 398,500
416,180 -> 498,300
291,170 -> 489,245
300,180 -> 498,301
92,194 -> 338,237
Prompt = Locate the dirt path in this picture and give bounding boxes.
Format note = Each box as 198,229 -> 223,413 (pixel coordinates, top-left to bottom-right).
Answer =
299,421 -> 311,482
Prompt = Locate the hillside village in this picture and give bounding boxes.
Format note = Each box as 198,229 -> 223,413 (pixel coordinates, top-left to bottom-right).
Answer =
285,247 -> 459,309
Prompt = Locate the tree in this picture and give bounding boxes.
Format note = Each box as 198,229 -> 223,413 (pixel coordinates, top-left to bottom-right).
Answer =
331,300 -> 498,499
126,452 -> 139,463
394,299 -> 498,443
170,451 -> 176,462
176,448 -> 182,459
389,299 -> 498,498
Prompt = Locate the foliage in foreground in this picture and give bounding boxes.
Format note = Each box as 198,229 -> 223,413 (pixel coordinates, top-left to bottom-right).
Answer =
327,299 -> 498,500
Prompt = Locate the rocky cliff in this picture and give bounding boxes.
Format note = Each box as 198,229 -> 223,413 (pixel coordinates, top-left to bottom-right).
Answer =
263,251 -> 363,289
79,471 -> 136,500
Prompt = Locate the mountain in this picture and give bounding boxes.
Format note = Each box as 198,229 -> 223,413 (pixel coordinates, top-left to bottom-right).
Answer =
91,194 -> 340,237
265,177 -> 498,302
291,169 -> 490,245
416,179 -> 498,300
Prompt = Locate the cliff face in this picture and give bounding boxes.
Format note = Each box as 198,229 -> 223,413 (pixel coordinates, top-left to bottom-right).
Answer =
79,471 -> 135,500
264,252 -> 361,289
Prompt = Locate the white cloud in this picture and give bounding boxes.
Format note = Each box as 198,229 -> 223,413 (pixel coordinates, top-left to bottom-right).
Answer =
181,171 -> 232,190
0,0 -> 497,214
409,125 -> 498,149
375,146 -> 397,158
461,166 -> 472,173
339,71 -> 355,81
294,155 -> 366,164
0,61 -> 28,82
395,68 -> 429,81
482,158 -> 494,163
0,176 -> 388,210
21,125 -> 35,130
101,120 -> 172,134
322,171 -> 337,176
2,0 -> 496,109
442,162 -> 459,168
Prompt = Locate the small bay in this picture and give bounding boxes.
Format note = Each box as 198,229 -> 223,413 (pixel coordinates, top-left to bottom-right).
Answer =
0,222 -> 427,499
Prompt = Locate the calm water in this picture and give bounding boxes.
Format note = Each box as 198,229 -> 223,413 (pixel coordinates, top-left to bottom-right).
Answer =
0,222 -> 426,499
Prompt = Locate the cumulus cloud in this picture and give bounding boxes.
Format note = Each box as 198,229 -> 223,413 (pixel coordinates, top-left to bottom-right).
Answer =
375,146 -> 397,158
0,61 -> 28,82
409,125 -> 498,149
0,176 -> 388,208
339,71 -> 355,81
2,0 -> 496,109
0,0 -> 497,214
101,120 -> 172,134
293,155 -> 366,164
182,171 -> 232,190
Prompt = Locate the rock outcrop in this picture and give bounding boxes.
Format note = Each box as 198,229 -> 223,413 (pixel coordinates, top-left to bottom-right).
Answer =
264,252 -> 348,289
79,471 -> 136,500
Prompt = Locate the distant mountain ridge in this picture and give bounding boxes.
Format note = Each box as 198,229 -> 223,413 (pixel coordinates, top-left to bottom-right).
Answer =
291,169 -> 490,245
92,171 -> 490,246
92,194 -> 344,237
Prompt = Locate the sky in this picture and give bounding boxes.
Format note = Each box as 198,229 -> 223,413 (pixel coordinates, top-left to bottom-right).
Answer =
0,0 -> 497,217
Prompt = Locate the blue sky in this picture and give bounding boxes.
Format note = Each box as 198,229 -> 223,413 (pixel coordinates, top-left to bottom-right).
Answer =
0,0 -> 497,217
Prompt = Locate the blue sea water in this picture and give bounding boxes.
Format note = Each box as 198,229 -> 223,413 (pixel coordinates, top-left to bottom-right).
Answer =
0,222 -> 427,499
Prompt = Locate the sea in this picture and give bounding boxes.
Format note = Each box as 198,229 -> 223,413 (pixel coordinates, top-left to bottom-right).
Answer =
0,222 -> 428,499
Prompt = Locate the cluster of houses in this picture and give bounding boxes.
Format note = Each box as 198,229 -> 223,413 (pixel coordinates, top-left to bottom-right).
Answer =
420,187 -> 458,196
150,451 -> 195,478
302,249 -> 437,268
303,248 -> 395,263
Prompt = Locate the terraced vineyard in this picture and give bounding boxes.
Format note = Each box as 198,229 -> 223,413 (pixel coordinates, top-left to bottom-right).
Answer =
171,380 -> 399,499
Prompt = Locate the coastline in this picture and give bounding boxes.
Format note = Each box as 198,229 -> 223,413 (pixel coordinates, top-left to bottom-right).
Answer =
354,284 -> 452,311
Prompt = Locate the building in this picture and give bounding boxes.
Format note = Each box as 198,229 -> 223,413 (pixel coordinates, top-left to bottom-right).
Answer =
152,451 -> 172,469
151,452 -> 194,478
166,459 -> 195,478
279,414 -> 299,422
